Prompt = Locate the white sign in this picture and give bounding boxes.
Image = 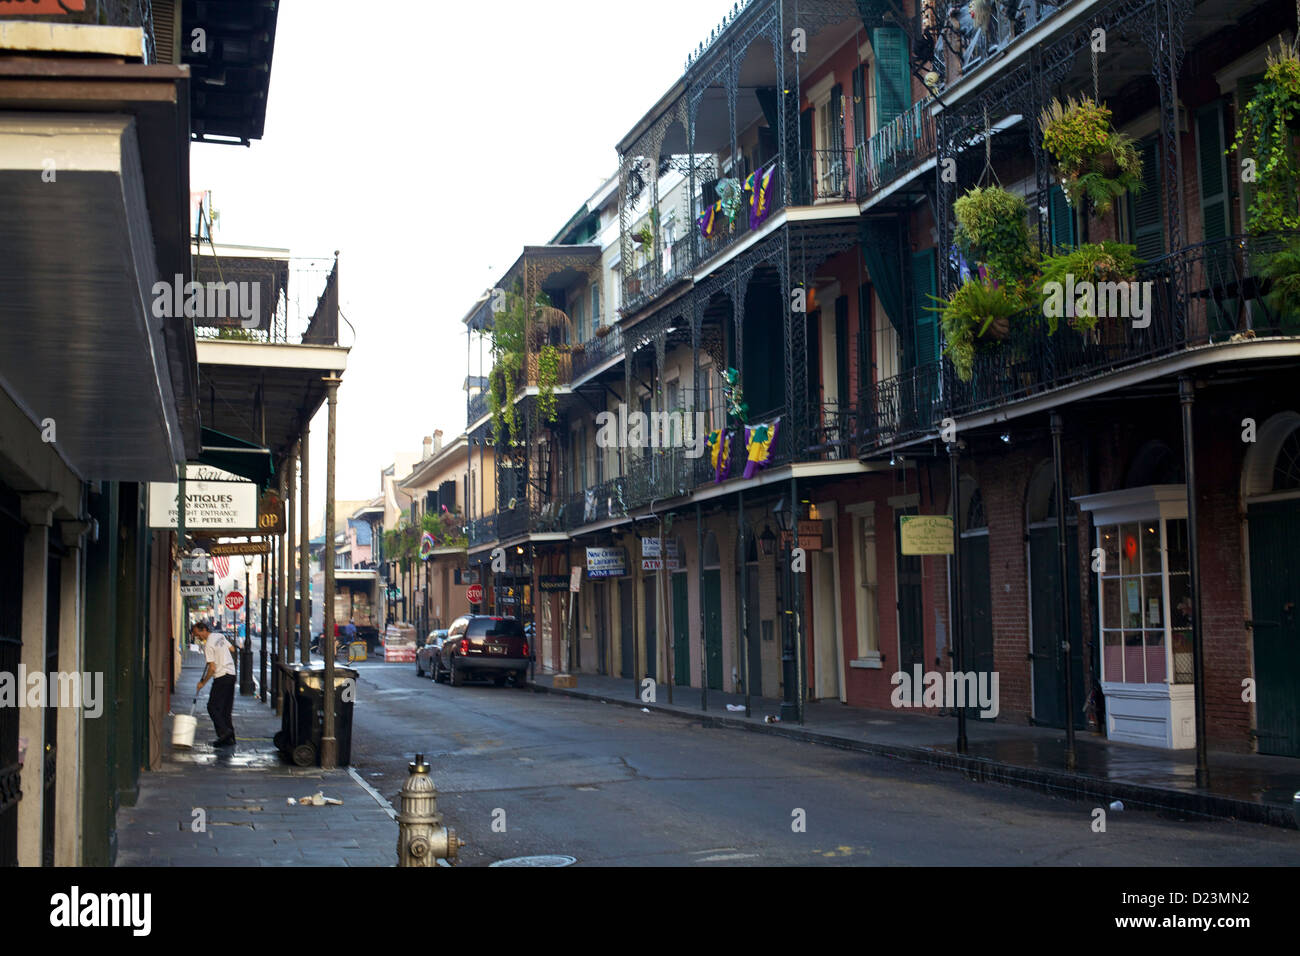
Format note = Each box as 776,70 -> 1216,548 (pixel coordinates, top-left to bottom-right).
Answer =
185,463 -> 246,482
640,537 -> 680,571
569,566 -> 583,593
148,480 -> 258,530
585,547 -> 626,579
180,585 -> 216,597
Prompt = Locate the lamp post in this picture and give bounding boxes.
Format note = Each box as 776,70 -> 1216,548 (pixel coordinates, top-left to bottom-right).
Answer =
773,497 -> 798,723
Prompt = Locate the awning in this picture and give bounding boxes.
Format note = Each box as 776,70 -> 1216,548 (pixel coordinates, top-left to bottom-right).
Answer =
197,425 -> 273,488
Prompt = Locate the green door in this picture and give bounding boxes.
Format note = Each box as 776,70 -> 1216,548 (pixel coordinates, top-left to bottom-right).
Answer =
960,532 -> 994,718
643,577 -> 658,682
672,572 -> 690,686
895,508 -> 925,689
703,568 -> 723,690
744,563 -> 762,695
1247,501 -> 1300,756
1029,525 -> 1086,729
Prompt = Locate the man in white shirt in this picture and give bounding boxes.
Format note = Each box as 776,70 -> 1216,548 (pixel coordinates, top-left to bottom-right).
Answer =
194,620 -> 237,747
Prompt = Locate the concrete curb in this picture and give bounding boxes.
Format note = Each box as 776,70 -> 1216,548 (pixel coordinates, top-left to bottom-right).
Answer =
529,681 -> 1298,830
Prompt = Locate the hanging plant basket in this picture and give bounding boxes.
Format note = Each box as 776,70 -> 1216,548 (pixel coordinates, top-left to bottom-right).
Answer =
1039,95 -> 1143,216
981,315 -> 1010,340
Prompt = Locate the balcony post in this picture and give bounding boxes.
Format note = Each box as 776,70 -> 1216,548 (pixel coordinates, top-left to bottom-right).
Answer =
948,441 -> 967,754
739,486 -> 750,717
283,442 -> 296,666
1050,411 -> 1078,770
1179,376 -> 1210,786
299,421 -> 311,663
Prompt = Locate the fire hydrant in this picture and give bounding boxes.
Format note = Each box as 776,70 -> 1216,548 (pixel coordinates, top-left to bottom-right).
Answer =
397,753 -> 463,866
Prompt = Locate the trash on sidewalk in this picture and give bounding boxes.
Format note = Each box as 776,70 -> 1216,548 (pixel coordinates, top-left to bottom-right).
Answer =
641,707 -> 650,713
1109,800 -> 1124,812
764,715 -> 781,723
726,704 -> 745,712
288,791 -> 344,807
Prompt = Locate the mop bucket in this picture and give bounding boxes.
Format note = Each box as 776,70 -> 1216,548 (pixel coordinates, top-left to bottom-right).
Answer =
172,698 -> 198,749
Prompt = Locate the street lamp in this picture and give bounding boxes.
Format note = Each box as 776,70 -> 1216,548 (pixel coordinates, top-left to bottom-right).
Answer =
759,525 -> 776,557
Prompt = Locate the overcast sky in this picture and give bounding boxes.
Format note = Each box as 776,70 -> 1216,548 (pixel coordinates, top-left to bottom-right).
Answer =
191,0 -> 736,524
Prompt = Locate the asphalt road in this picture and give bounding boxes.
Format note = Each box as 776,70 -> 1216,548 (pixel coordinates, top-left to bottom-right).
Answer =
345,660 -> 1300,867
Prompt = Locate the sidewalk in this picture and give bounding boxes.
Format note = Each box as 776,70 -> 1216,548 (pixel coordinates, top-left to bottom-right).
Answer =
116,650 -> 397,866
530,672 -> 1300,829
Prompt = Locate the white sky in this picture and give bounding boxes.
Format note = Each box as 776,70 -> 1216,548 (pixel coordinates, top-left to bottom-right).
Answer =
191,0 -> 737,523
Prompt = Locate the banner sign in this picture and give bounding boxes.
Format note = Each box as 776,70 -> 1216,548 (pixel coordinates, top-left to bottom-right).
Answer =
640,537 -> 680,571
538,575 -> 570,592
899,515 -> 955,555
208,541 -> 271,557
585,547 -> 626,579
148,480 -> 257,530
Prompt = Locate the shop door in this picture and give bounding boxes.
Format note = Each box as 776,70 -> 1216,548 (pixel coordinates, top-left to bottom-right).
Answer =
643,577 -> 658,682
1029,524 -> 1086,729
703,569 -> 723,689
895,508 -> 925,684
745,564 -> 762,695
1247,501 -> 1300,756
619,578 -> 634,679
960,532 -> 994,718
672,572 -> 690,686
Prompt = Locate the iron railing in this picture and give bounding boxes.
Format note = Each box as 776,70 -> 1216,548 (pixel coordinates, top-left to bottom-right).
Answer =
692,404 -> 791,488
624,241 -> 694,315
625,447 -> 694,510
861,234 -> 1300,450
565,475 -> 630,531
467,390 -> 489,426
807,402 -> 859,460
855,100 -> 936,200
467,512 -> 497,548
798,149 -> 857,204
692,161 -> 785,271
571,324 -> 625,379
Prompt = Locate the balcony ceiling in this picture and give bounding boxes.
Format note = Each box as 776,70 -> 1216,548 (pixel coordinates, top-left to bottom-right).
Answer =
182,0 -> 280,144
0,113 -> 192,482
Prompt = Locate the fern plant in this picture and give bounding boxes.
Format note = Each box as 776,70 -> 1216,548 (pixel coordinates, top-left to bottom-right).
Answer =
1228,42 -> 1300,233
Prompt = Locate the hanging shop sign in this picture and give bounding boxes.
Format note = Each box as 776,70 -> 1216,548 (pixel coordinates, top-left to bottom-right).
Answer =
569,567 -> 583,593
257,489 -> 286,535
899,515 -> 955,555
585,547 -> 627,579
640,537 -> 680,571
208,541 -> 271,557
148,479 -> 258,530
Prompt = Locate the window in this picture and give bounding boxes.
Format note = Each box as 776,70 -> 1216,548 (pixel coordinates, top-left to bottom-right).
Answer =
574,297 -> 585,342
591,282 -> 601,328
854,509 -> 879,657
1097,517 -> 1191,684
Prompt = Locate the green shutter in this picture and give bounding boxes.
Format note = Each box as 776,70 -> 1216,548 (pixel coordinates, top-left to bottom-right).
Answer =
1049,184 -> 1075,251
872,27 -> 911,129
852,65 -> 868,147
1197,101 -> 1229,243
1129,137 -> 1163,261
912,248 -> 938,370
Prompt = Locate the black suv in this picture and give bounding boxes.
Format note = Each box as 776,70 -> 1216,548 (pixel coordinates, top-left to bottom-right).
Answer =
432,615 -> 531,687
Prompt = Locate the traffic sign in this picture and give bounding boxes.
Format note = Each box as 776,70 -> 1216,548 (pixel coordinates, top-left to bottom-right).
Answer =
466,583 -> 483,604
225,591 -> 245,611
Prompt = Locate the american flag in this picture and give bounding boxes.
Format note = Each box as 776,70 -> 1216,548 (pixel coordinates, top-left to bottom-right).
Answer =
212,554 -> 230,579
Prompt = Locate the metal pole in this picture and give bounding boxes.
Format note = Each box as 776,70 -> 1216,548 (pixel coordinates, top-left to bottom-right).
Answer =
794,494 -> 805,724
284,444 -> 297,666
1180,376 -> 1209,786
300,422 -> 311,663
739,487 -> 750,717
661,512 -> 672,705
259,542 -> 268,702
1050,411 -> 1078,770
322,376 -> 341,768
697,502 -> 707,711
241,558 -> 254,695
632,532 -> 641,700
948,441 -> 967,754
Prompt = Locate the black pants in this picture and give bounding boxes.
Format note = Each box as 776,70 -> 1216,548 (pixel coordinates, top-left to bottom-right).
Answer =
207,675 -> 236,741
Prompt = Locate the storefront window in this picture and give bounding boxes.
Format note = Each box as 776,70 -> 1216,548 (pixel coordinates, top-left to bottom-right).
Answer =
1098,517 -> 1189,684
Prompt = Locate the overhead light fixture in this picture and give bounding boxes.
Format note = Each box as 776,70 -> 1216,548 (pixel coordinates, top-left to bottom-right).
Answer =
1000,431 -> 1011,443
760,525 -> 776,557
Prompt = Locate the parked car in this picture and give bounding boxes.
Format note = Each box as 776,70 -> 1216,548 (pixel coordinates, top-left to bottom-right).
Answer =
415,629 -> 448,678
432,615 -> 530,687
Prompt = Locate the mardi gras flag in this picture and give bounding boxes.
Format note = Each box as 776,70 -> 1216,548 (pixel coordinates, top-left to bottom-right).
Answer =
419,531 -> 435,560
707,428 -> 731,483
743,418 -> 780,479
698,201 -> 721,240
746,164 -> 776,230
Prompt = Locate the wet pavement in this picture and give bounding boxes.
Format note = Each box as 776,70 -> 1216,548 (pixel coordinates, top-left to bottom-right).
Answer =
529,672 -> 1300,828
115,650 -> 398,866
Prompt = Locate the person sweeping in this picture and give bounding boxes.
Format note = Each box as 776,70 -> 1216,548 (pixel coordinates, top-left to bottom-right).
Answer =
193,620 -> 237,747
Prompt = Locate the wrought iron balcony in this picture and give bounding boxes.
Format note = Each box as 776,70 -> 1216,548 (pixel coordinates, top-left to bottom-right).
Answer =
623,241 -> 695,315
860,234 -> 1300,451
467,390 -> 489,426
468,512 -> 498,548
692,404 -> 791,488
795,150 -> 858,205
855,100 -> 936,201
565,475 -> 630,530
807,402 -> 860,460
624,447 -> 694,510
571,324 -> 624,380
692,161 -> 787,272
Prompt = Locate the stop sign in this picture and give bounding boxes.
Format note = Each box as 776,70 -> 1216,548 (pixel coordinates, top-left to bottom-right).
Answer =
466,584 -> 483,604
225,591 -> 244,611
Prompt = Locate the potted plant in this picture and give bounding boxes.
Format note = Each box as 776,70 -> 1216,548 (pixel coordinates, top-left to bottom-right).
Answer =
633,224 -> 654,247
930,275 -> 1031,381
1039,95 -> 1143,217
1229,41 -> 1300,233
594,323 -> 612,338
953,185 -> 1037,284
1034,241 -> 1143,334
1258,237 -> 1300,332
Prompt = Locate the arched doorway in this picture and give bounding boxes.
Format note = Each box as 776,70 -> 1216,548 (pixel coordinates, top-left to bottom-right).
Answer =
1243,411 -> 1300,756
702,530 -> 723,689
958,477 -> 994,717
1026,461 -> 1085,729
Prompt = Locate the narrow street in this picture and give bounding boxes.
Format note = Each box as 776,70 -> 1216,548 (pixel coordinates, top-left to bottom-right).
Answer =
346,662 -> 1300,866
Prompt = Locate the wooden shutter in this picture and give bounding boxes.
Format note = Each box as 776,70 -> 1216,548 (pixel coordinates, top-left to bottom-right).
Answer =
872,27 -> 912,129
1128,137 -> 1164,260
1049,184 -> 1075,250
852,64 -> 868,147
911,248 -> 938,370
1197,101 -> 1230,243
830,84 -> 845,152
835,295 -> 850,405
